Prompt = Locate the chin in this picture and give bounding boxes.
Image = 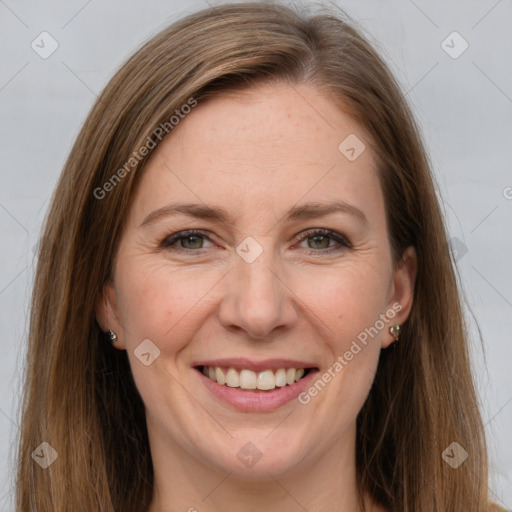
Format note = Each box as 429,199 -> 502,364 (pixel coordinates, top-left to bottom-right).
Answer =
202,432 -> 309,480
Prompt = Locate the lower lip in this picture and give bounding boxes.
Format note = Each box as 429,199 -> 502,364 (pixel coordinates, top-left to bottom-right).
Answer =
196,368 -> 319,412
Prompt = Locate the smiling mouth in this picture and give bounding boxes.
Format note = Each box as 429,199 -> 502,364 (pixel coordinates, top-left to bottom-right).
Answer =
195,365 -> 315,392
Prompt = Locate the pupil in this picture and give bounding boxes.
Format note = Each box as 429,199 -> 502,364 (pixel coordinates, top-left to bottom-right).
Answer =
185,235 -> 201,248
310,235 -> 328,249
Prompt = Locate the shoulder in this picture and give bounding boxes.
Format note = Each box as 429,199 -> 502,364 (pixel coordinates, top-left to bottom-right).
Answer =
490,504 -> 510,512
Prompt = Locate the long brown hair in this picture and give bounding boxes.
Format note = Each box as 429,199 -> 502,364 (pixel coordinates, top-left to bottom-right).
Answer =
15,2 -> 488,510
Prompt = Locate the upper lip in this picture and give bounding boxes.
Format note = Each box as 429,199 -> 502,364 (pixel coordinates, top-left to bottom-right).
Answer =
192,358 -> 318,372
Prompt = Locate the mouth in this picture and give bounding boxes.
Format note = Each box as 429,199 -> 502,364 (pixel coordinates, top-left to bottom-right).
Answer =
193,361 -> 320,412
195,365 -> 315,392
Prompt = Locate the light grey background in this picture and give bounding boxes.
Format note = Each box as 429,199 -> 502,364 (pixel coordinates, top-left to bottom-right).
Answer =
1,0 -> 511,510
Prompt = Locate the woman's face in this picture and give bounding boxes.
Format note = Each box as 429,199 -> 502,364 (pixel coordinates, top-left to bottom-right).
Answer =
100,82 -> 415,480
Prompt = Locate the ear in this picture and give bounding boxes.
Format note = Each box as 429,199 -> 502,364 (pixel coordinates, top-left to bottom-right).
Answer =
95,281 -> 126,350
382,245 -> 417,348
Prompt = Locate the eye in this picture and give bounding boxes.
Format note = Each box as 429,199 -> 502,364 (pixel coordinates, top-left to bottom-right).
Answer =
295,228 -> 351,255
160,228 -> 351,256
161,230 -> 215,252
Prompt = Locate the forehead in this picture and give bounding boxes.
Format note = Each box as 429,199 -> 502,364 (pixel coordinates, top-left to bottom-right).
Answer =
129,82 -> 384,226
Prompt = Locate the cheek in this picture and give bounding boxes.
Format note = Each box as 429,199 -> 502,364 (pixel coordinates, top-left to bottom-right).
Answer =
114,256 -> 221,346
301,262 -> 390,346
294,265 -> 387,436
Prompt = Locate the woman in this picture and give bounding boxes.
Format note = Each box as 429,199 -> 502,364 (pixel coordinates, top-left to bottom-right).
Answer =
15,2 -> 503,511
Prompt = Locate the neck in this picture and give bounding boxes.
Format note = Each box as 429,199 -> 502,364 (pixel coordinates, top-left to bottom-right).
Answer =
147,420 -> 383,512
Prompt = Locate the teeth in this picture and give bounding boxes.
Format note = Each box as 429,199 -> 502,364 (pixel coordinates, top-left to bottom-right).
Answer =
215,367 -> 226,386
257,370 -> 275,390
226,368 -> 239,388
275,368 -> 287,387
201,366 -> 309,390
239,369 -> 257,389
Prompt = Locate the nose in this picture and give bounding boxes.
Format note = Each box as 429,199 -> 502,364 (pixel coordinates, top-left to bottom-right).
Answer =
217,245 -> 298,340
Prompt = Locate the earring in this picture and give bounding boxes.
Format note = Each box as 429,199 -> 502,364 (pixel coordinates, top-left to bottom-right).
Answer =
105,329 -> 117,345
389,324 -> 401,342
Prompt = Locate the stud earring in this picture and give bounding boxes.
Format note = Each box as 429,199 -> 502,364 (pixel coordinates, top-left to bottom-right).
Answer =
389,324 -> 401,342
105,329 -> 117,345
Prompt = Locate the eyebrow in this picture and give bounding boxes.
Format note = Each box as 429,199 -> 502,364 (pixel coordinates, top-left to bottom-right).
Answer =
139,199 -> 368,228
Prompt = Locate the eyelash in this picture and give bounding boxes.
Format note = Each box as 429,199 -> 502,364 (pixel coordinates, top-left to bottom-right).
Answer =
160,228 -> 351,256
